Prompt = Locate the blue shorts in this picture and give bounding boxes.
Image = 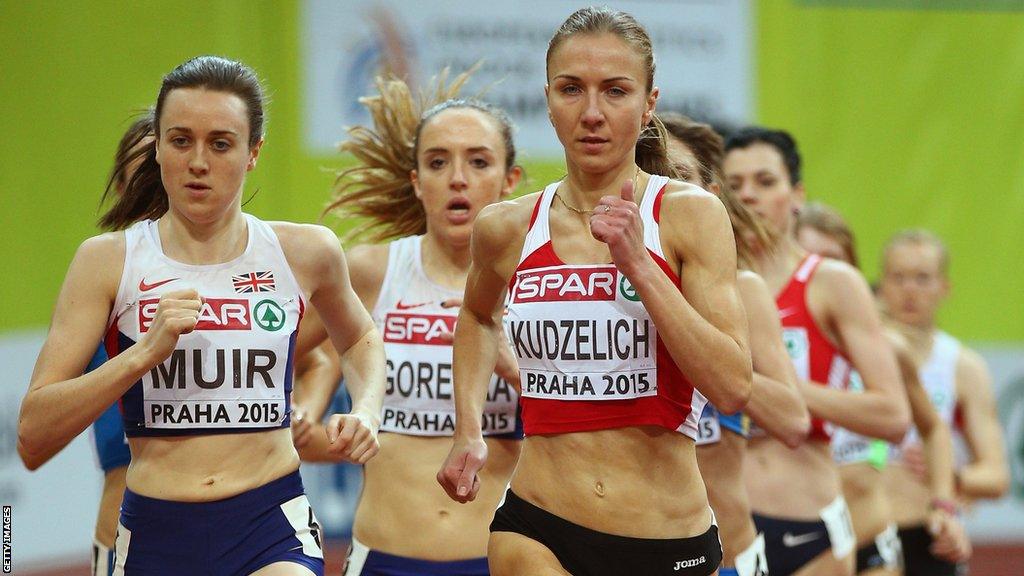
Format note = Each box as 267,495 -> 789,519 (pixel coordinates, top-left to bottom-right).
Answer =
115,470 -> 324,575
86,343 -> 132,472
343,537 -> 489,576
752,514 -> 831,576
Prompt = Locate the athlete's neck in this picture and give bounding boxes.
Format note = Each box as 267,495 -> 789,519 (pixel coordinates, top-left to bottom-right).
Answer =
158,208 -> 247,265
750,235 -> 806,293
562,159 -> 643,208
889,320 -> 937,356
420,231 -> 470,291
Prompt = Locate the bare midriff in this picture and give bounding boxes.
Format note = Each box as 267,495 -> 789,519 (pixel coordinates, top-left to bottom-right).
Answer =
746,436 -> 841,519
354,433 -> 520,560
698,432 -> 756,564
511,425 -> 712,538
126,428 -> 299,501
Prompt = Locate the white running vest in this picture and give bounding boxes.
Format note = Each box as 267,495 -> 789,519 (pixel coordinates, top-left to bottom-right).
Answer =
891,330 -> 961,462
372,235 -> 519,437
107,214 -> 304,436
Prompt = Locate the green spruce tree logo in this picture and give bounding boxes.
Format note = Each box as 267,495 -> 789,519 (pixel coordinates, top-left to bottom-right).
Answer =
254,300 -> 286,332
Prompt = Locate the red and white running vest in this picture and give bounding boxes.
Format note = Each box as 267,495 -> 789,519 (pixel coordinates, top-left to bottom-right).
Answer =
776,254 -> 851,442
505,176 -> 706,438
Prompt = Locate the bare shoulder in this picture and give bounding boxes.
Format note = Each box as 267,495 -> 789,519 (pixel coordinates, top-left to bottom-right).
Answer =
811,257 -> 870,297
345,243 -> 389,298
737,269 -> 769,294
78,230 -> 125,259
658,180 -> 725,221
957,345 -> 990,380
268,221 -> 340,264
268,221 -> 337,249
474,192 -> 541,247
346,243 -> 389,276
73,231 -> 126,289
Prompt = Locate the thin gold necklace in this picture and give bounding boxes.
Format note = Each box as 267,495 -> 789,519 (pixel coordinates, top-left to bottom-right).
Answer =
555,166 -> 642,215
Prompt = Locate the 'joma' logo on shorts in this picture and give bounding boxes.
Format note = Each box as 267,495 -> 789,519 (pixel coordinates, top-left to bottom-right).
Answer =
674,556 -> 707,570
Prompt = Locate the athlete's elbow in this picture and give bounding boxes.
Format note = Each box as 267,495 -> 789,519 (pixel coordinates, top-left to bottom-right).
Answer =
880,410 -> 911,444
985,466 -> 1012,499
782,411 -> 812,449
714,365 -> 752,415
17,427 -> 46,471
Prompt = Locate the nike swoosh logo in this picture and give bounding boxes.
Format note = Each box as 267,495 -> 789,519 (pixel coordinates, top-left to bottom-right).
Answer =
138,277 -> 179,291
778,307 -> 800,319
395,300 -> 432,310
782,532 -> 821,547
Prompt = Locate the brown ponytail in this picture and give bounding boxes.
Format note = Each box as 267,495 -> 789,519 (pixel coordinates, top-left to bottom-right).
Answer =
636,114 -> 676,179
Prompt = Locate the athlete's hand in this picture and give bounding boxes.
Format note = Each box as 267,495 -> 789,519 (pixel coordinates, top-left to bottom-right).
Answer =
900,442 -> 929,482
290,406 -> 314,449
439,299 -> 521,394
590,178 -> 649,278
138,289 -> 202,365
437,435 -> 487,503
928,509 -> 972,563
326,410 -> 379,464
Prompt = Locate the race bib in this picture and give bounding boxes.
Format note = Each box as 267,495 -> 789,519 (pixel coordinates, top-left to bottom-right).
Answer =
734,533 -> 769,576
820,496 -> 856,559
694,407 -> 722,446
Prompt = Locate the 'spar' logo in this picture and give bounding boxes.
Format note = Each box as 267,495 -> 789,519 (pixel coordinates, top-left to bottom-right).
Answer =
139,298 -> 250,332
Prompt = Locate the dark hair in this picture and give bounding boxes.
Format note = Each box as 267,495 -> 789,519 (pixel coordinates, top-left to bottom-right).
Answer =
661,112 -> 772,267
660,112 -> 722,187
326,69 -> 518,243
547,7 -> 674,177
98,109 -> 158,231
99,56 -> 266,230
724,126 -> 802,185
796,201 -> 859,268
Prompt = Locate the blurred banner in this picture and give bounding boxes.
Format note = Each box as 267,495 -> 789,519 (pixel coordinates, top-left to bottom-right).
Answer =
302,0 -> 753,155
4,331 -> 1023,566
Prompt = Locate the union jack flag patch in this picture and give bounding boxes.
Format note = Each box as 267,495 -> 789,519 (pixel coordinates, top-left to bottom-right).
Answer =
232,270 -> 276,293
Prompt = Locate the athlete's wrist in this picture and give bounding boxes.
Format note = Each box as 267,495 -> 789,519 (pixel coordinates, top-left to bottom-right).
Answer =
617,253 -> 660,291
349,405 -> 382,432
121,344 -> 160,382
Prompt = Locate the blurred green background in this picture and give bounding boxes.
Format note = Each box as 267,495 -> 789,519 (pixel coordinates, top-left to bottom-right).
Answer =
1,1 -> 1021,340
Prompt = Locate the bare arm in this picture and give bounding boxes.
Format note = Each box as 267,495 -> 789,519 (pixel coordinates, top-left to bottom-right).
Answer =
737,271 -> 810,448
594,185 -> 751,413
18,234 -> 200,469
800,262 -> 910,442
292,243 -> 387,430
889,330 -> 955,500
291,341 -> 342,449
278,223 -> 386,464
956,348 -> 1010,499
438,200 -> 525,503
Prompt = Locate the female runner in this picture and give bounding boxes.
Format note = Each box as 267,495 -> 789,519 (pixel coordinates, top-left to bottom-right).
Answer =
662,112 -> 810,576
795,202 -> 969,575
17,55 -> 385,575
439,8 -> 752,576
878,228 -> 1003,575
297,70 -> 524,575
723,127 -> 910,576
